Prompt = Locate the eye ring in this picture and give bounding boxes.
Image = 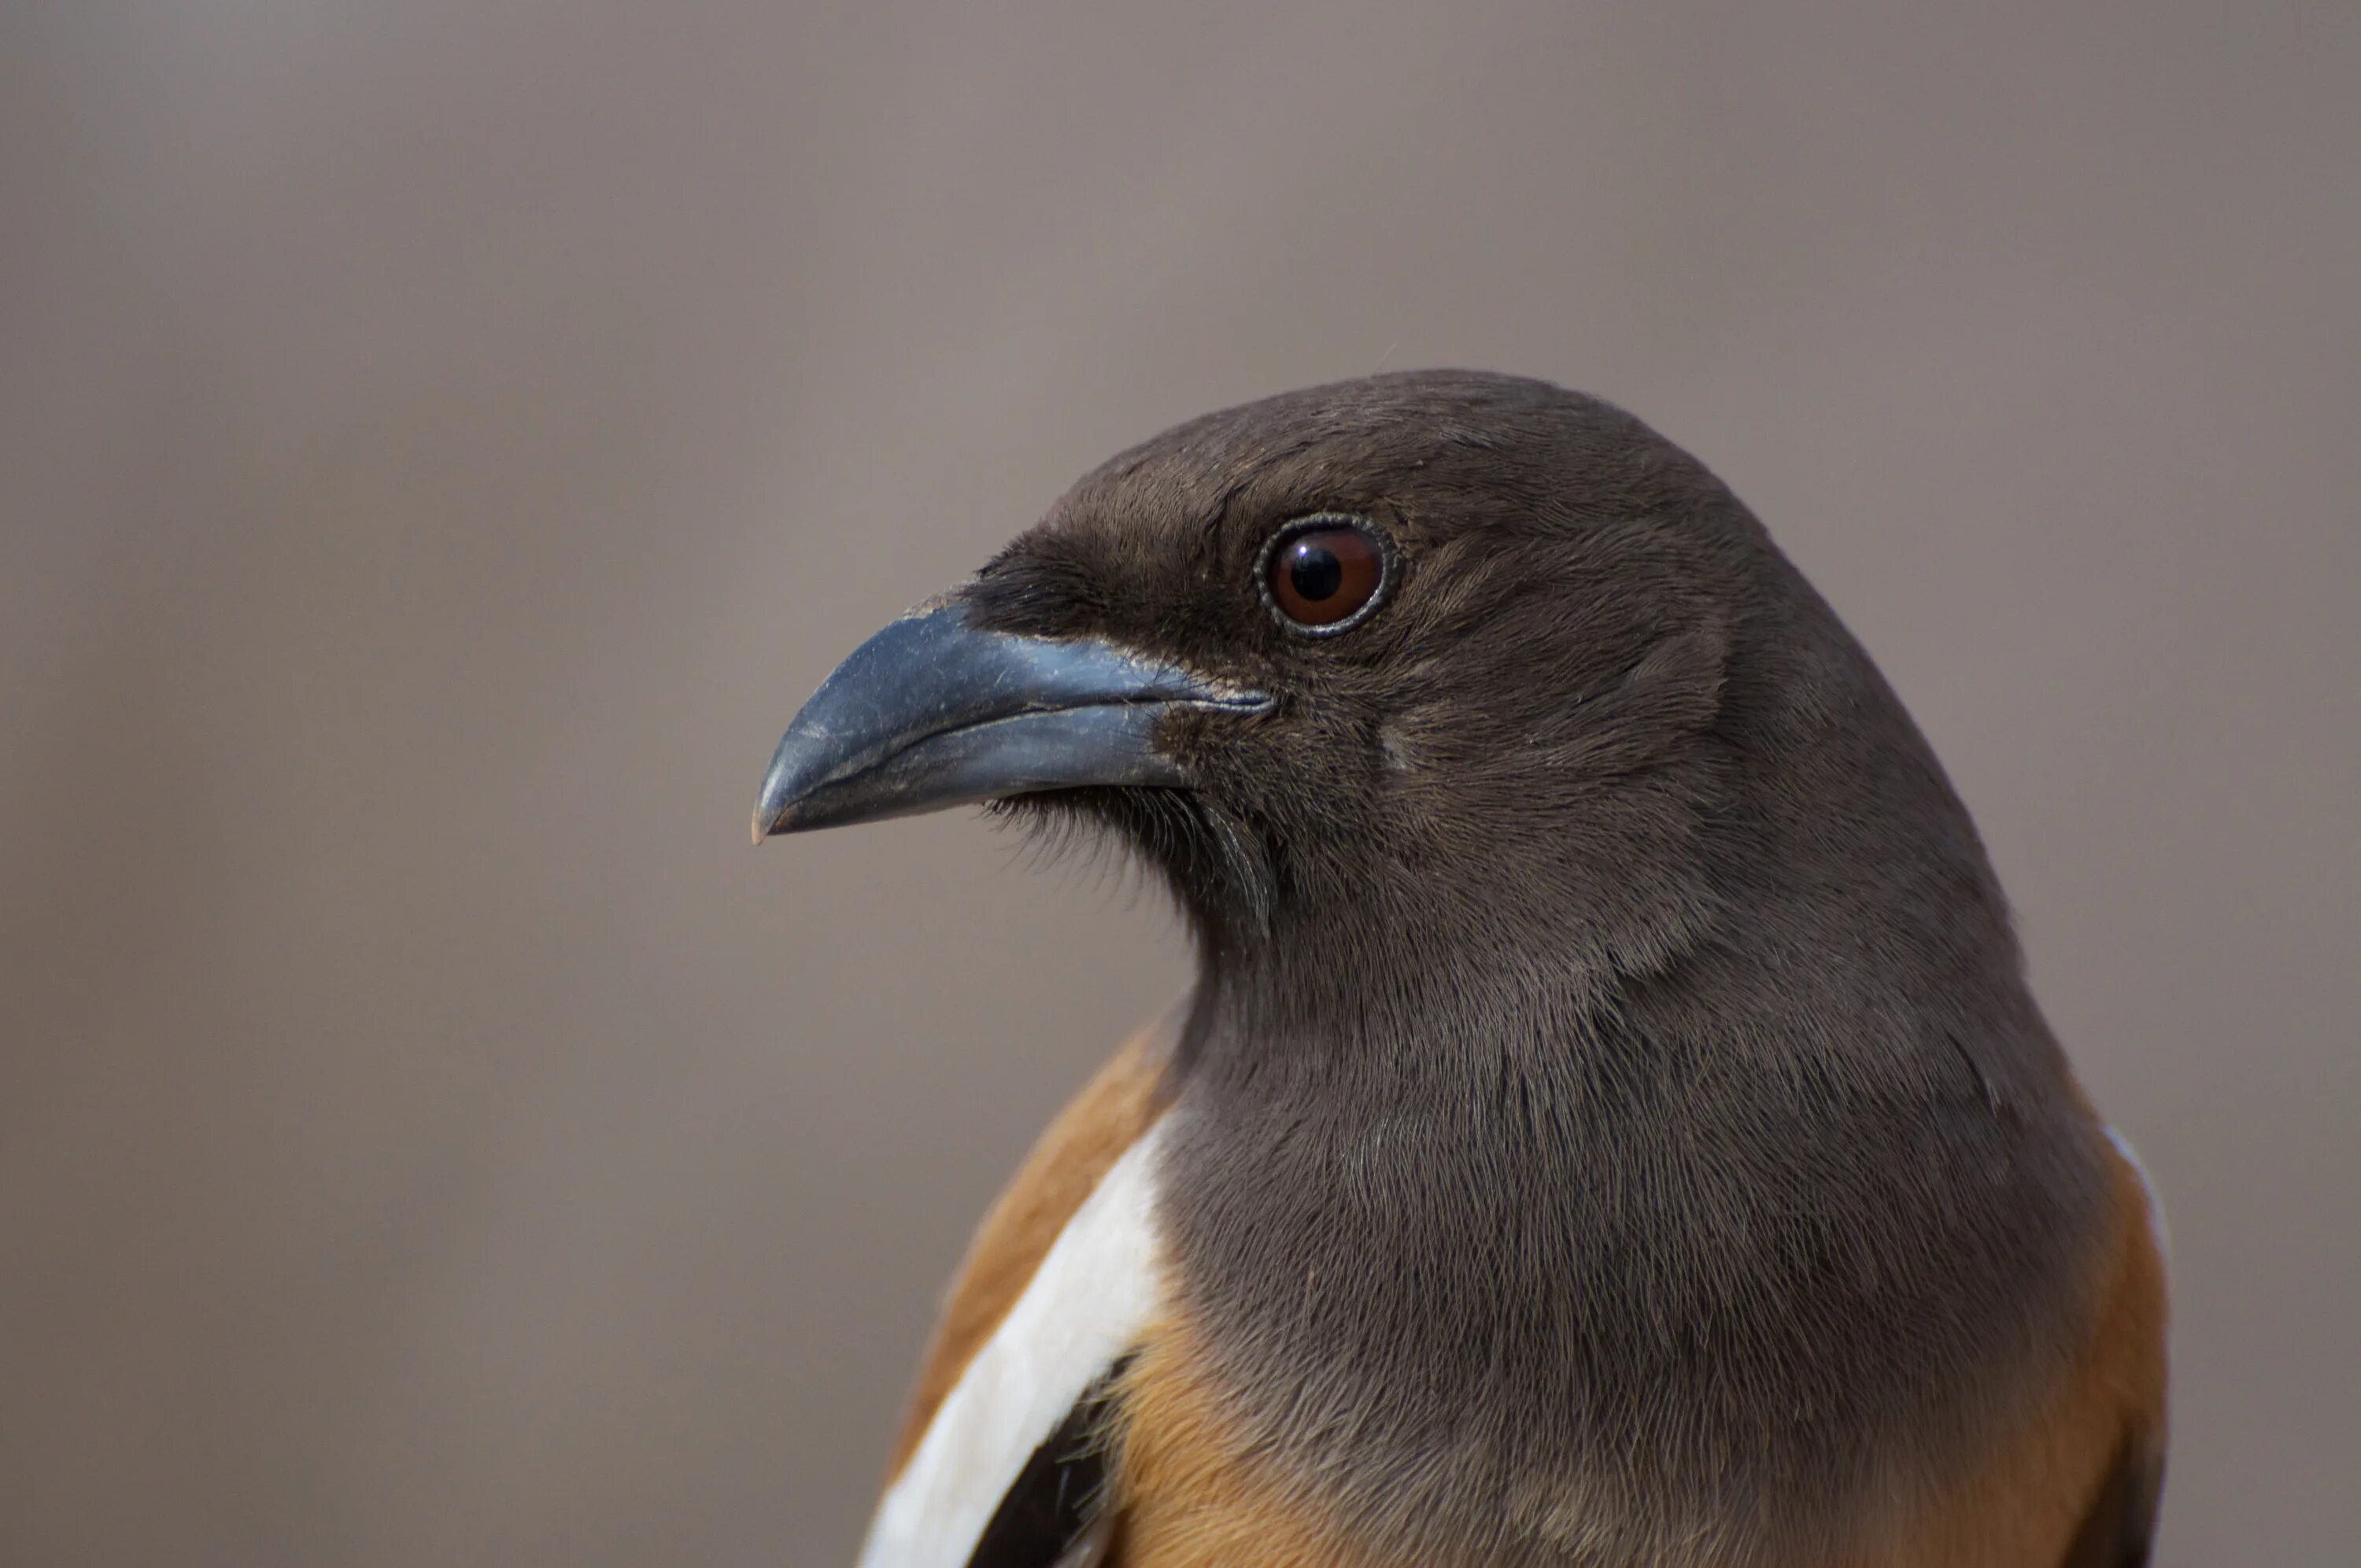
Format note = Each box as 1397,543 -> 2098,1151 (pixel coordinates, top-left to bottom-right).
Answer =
1254,515 -> 1398,636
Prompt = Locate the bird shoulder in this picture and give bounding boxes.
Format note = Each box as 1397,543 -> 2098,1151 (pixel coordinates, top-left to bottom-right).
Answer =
858,1009 -> 1178,1568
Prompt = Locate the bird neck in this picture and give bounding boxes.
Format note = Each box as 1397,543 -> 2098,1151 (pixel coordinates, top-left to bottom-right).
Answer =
1153,891 -> 2112,1568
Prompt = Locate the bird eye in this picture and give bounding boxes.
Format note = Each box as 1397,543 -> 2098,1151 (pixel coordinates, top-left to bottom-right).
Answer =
1260,517 -> 1391,634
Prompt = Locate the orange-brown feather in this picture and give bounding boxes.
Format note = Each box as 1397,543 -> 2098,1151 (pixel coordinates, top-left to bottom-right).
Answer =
1864,1130 -> 2169,1567
882,1014 -> 1175,1482
1108,1316 -> 1371,1568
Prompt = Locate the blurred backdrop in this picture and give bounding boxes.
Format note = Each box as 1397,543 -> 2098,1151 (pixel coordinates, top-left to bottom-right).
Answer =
3,3 -> 2355,1563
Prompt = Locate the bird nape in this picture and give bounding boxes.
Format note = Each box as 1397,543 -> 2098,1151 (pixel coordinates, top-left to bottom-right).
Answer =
754,371 -> 2166,1568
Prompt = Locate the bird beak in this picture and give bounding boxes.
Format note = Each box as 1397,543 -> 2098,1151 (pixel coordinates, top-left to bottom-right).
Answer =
752,600 -> 1270,840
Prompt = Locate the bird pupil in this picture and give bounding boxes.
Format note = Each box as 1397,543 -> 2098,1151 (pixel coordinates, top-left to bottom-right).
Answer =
1289,543 -> 1343,601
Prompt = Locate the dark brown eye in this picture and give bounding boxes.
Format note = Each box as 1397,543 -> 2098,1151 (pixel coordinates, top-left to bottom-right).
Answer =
1262,518 -> 1390,633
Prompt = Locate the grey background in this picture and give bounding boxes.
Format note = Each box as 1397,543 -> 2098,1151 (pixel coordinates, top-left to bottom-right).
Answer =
4,2 -> 2355,1562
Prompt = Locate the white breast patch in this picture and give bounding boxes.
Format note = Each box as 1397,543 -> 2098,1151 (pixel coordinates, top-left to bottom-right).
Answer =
856,1117 -> 1170,1568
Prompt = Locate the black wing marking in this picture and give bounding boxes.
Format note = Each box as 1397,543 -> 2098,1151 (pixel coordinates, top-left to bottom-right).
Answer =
2060,1431 -> 2164,1568
963,1360 -> 1129,1568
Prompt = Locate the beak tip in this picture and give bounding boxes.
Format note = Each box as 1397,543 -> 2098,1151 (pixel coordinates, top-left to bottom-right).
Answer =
752,751 -> 807,844
752,792 -> 792,844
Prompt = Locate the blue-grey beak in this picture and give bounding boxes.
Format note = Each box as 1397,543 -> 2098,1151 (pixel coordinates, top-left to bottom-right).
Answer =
752,601 -> 1270,840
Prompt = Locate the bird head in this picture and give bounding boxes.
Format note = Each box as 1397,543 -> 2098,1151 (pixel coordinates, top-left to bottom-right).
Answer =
756,371 -> 1960,1039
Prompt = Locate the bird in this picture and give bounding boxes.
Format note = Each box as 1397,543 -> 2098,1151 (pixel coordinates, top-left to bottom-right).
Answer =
752,371 -> 2167,1568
